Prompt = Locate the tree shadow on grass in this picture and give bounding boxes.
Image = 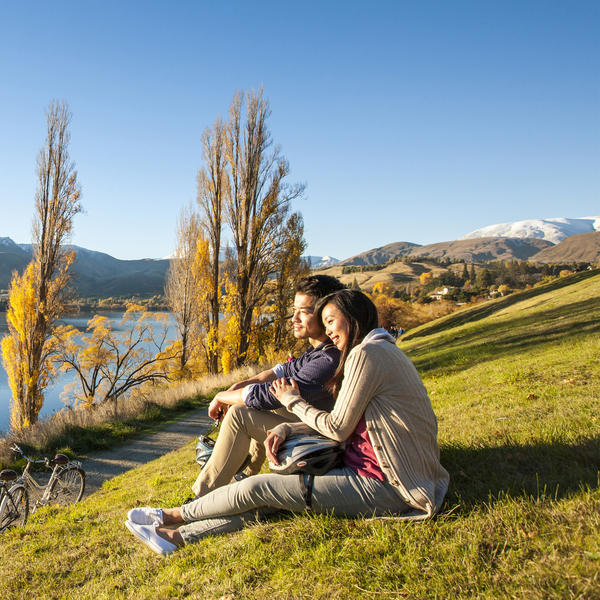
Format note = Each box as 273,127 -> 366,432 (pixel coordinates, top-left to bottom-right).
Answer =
440,435 -> 600,512
409,297 -> 600,375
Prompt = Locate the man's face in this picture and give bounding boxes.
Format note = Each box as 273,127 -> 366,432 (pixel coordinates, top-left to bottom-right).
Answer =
291,292 -> 323,340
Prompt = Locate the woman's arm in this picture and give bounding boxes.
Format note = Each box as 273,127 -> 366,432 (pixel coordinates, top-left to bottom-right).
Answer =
270,346 -> 382,442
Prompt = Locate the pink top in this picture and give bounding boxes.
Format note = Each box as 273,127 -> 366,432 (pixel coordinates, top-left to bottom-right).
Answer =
343,416 -> 386,481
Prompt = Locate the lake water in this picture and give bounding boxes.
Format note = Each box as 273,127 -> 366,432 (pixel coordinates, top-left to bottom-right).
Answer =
0,311 -> 177,435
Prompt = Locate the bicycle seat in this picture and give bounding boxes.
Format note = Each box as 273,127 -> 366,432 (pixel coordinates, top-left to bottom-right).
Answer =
0,469 -> 18,482
52,454 -> 69,465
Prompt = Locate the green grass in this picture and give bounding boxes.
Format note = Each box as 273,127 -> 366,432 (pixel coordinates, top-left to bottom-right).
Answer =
1,274 -> 599,599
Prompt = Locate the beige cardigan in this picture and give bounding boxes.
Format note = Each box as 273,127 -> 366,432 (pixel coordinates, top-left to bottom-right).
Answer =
271,329 -> 449,520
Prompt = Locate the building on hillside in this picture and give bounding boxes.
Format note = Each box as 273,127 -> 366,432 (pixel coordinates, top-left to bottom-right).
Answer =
429,287 -> 452,301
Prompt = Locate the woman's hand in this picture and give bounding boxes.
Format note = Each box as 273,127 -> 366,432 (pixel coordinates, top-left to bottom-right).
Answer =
264,430 -> 285,465
270,377 -> 300,405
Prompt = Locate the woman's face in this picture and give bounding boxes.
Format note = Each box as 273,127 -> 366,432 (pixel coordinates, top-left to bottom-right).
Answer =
322,303 -> 351,351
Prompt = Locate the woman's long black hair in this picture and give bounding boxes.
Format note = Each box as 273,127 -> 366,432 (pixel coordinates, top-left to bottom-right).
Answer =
315,289 -> 379,397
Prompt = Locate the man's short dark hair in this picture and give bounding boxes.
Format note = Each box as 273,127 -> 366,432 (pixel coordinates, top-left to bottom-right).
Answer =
295,275 -> 345,299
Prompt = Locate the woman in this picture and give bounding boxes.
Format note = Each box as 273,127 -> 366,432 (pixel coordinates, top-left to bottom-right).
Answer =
125,290 -> 449,555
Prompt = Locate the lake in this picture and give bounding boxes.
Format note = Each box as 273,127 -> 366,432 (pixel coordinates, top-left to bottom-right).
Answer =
0,311 -> 177,435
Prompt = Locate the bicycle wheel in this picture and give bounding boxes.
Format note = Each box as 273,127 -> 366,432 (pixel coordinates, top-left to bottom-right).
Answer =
0,484 -> 29,530
48,467 -> 85,505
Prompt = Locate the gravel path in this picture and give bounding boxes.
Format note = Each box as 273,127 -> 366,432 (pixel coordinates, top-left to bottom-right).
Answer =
80,408 -> 213,497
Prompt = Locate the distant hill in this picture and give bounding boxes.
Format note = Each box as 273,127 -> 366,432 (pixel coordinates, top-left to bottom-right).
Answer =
314,258 -> 453,291
338,242 -> 421,266
462,216 -> 600,244
407,237 -> 553,262
336,237 -> 553,268
0,238 -> 169,297
531,231 -> 600,264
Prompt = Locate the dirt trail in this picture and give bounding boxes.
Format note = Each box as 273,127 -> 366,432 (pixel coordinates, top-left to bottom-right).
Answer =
80,408 -> 212,497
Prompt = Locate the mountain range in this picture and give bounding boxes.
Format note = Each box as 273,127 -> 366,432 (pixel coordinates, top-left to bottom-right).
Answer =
337,216 -> 600,266
1,216 -> 599,297
0,238 -> 169,297
462,216 -> 600,244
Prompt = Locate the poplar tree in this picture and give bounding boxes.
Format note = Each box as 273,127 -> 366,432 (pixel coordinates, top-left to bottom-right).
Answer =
270,212 -> 309,349
224,89 -> 304,365
1,100 -> 81,430
196,118 -> 228,374
165,206 -> 203,375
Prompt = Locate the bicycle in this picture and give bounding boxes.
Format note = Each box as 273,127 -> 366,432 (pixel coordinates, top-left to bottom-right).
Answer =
0,468 -> 29,531
11,444 -> 85,510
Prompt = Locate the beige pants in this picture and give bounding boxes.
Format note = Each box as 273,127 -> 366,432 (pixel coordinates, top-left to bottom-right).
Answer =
191,404 -> 299,497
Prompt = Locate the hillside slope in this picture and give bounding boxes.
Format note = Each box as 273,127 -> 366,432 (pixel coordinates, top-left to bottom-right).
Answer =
408,236 -> 553,262
338,241 -> 421,266
0,272 -> 598,599
532,231 -> 600,264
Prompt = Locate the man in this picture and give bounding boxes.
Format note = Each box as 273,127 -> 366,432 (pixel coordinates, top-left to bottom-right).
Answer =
191,274 -> 344,497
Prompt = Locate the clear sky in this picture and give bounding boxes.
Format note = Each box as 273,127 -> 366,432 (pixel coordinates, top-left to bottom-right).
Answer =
0,0 -> 598,261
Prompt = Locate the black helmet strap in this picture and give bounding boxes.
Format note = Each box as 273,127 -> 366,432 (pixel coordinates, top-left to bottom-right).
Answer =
299,473 -> 315,510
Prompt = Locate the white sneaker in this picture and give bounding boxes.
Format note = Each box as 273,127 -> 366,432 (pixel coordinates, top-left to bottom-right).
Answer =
125,520 -> 177,556
127,507 -> 163,525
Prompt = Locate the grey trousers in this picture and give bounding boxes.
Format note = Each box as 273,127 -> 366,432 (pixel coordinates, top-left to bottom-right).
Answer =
179,466 -> 409,544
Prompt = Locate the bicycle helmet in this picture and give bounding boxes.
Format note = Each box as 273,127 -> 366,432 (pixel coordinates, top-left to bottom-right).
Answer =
268,434 -> 343,476
195,434 -> 216,467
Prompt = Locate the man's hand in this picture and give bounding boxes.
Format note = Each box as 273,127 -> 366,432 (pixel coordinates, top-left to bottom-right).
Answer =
265,430 -> 285,465
208,397 -> 229,421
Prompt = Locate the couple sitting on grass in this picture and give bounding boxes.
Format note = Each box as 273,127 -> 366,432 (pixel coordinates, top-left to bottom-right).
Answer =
125,275 -> 449,555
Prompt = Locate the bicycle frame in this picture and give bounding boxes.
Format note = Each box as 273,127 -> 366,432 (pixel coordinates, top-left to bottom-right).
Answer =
20,460 -> 66,509
11,445 -> 81,510
0,478 -> 28,531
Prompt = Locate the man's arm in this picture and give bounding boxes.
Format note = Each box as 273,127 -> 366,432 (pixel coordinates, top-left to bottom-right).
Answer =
245,347 -> 339,411
227,368 -> 277,391
210,367 -> 279,418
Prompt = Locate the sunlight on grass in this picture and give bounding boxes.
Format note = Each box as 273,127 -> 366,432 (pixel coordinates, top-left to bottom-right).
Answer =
0,274 -> 598,599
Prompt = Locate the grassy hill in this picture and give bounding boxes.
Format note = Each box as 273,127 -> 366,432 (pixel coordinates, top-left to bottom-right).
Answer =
315,258 -> 459,291
0,273 -> 598,599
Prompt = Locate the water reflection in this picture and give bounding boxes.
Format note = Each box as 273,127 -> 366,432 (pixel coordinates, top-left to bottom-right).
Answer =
0,311 -> 177,434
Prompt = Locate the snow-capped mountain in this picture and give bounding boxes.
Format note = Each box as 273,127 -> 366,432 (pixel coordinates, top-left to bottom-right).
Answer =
304,255 -> 340,269
462,217 -> 600,245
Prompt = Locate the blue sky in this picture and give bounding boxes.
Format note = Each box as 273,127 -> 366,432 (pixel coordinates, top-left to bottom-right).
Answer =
0,1 -> 598,260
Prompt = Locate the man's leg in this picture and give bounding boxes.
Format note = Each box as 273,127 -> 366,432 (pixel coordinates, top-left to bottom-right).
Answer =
191,404 -> 297,497
243,407 -> 300,476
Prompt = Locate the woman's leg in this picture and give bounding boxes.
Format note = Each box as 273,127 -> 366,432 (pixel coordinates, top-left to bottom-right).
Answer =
184,472 -> 307,522
310,467 -> 410,517
176,467 -> 408,545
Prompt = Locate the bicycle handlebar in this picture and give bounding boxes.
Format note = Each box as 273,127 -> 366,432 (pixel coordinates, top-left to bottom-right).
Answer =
10,444 -> 48,465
